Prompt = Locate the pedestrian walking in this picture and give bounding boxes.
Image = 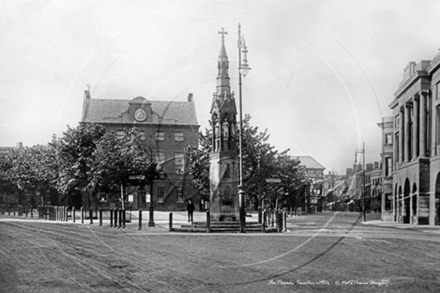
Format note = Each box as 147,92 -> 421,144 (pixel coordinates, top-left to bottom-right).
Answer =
187,199 -> 195,223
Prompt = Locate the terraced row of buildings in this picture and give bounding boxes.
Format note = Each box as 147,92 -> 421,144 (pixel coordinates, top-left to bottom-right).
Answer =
324,49 -> 440,226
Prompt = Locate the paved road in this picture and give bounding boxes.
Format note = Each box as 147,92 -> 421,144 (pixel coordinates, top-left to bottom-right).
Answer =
1,212 -> 439,292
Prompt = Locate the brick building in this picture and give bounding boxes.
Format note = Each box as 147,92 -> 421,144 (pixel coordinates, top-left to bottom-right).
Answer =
365,162 -> 381,213
378,117 -> 393,221
81,91 -> 202,211
291,156 -> 325,213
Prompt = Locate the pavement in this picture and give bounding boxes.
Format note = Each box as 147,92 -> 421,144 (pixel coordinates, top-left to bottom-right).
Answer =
0,210 -> 258,232
361,219 -> 440,234
2,210 -> 440,234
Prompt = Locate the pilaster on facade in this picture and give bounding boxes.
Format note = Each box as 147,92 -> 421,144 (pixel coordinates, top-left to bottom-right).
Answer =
420,90 -> 428,157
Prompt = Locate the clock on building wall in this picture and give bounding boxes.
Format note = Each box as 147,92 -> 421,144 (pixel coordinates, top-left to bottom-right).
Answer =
134,108 -> 147,122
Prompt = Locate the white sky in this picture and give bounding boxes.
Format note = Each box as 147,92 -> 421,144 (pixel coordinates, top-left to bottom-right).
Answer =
1,0 -> 440,175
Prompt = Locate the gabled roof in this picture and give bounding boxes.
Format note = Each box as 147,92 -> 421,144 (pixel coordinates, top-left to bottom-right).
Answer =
82,97 -> 198,126
290,156 -> 325,170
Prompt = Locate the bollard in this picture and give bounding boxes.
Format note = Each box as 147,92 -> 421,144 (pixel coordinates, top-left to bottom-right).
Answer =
271,210 -> 274,227
99,209 -> 102,226
72,207 -> 75,223
110,208 -> 113,227
169,212 -> 173,231
89,208 -> 93,225
119,209 -> 122,228
80,207 -> 84,224
284,211 -> 287,231
138,210 -> 142,230
277,211 -> 283,232
114,209 -> 118,228
122,210 -> 126,229
262,211 -> 266,233
206,211 -> 210,233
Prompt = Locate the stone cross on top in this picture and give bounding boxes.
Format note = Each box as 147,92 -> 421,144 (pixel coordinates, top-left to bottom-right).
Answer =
218,28 -> 227,40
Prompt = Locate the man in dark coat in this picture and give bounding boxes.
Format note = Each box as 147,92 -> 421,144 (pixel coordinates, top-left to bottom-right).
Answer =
187,199 -> 195,223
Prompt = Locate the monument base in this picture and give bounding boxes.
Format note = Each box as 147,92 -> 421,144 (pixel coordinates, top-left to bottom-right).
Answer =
210,212 -> 238,222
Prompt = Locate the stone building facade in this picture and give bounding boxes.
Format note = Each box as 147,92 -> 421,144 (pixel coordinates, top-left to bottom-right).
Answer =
81,91 -> 201,211
428,52 -> 440,225
389,52 -> 440,225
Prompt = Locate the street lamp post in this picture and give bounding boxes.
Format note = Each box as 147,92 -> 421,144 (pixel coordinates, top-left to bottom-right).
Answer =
238,23 -> 250,233
355,144 -> 367,222
147,170 -> 167,227
363,142 -> 366,222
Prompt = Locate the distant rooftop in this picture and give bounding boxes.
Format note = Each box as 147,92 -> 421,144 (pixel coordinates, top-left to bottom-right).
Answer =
82,94 -> 198,126
289,155 -> 325,170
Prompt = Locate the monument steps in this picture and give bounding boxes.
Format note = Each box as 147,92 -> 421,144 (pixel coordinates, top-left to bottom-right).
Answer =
172,221 -> 278,233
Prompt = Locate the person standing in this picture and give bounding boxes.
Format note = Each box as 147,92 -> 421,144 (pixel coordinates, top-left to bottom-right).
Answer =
187,199 -> 195,223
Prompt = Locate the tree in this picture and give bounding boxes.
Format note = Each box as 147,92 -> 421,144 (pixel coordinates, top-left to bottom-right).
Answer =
0,155 -> 15,204
92,128 -> 157,209
239,115 -> 280,209
186,115 -> 302,210
273,155 -> 312,211
185,128 -> 212,196
53,123 -> 106,208
8,145 -> 58,192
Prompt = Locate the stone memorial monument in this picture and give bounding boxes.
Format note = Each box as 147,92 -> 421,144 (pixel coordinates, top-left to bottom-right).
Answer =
209,28 -> 239,221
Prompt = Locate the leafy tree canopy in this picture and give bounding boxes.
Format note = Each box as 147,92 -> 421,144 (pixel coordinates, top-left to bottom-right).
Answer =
186,115 -> 311,206
92,127 -> 157,191
7,144 -> 57,192
53,123 -> 106,195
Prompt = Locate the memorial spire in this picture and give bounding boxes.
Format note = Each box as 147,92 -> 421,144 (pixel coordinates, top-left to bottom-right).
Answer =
217,28 -> 230,95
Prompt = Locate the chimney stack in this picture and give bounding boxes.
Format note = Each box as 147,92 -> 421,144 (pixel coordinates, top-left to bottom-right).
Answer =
84,85 -> 91,99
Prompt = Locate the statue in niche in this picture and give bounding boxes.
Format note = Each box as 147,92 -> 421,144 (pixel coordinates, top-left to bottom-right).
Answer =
224,188 -> 231,199
222,118 -> 229,139
214,117 -> 220,151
